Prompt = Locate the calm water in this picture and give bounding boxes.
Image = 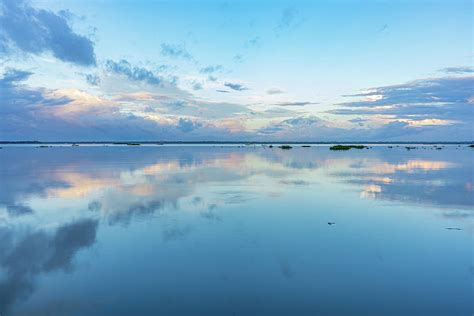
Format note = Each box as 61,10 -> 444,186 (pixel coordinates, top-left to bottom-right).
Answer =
0,145 -> 472,315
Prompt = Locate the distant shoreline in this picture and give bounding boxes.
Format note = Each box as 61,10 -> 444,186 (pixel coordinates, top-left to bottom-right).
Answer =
1,141 -> 472,145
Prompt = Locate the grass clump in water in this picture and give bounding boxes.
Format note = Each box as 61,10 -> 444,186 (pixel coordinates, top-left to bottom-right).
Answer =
329,145 -> 367,151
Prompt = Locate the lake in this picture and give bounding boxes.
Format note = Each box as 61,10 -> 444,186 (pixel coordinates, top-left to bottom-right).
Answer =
0,145 -> 472,315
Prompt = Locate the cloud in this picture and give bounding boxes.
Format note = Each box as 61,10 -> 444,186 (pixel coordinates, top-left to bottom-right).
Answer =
233,54 -> 244,63
199,65 -> 222,74
105,59 -> 163,86
245,36 -> 261,48
0,68 -> 255,141
0,68 -> 72,115
258,116 -> 325,135
275,7 -> 301,33
160,43 -> 192,60
191,81 -> 203,90
332,76 -> 474,125
0,0 -> 96,66
177,118 -> 201,132
266,88 -> 285,95
273,101 -> 318,106
349,117 -> 367,126
440,66 -> 473,74
2,68 -> 32,82
379,24 -> 389,33
224,82 -> 248,91
85,73 -> 100,85
6,204 -> 33,216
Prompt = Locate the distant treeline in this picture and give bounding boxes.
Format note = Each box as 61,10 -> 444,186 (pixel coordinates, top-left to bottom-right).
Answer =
1,140 -> 473,145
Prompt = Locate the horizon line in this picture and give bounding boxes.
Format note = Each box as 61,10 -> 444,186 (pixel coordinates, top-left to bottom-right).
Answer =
1,140 -> 473,145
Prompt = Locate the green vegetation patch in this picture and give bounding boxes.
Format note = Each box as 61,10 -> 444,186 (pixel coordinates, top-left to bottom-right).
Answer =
329,145 -> 367,151
113,142 -> 141,146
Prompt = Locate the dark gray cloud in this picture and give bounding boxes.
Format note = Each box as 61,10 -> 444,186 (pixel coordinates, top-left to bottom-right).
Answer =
224,82 -> 248,91
0,0 -> 96,66
266,88 -> 285,95
273,101 -> 318,106
105,59 -> 163,86
440,66 -> 473,74
199,65 -> 222,74
160,43 -> 192,60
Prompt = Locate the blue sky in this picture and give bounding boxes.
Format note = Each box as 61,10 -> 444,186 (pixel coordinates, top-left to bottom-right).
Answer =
0,0 -> 472,141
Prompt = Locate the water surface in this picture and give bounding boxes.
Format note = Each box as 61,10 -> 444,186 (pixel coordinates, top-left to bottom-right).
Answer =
0,145 -> 472,315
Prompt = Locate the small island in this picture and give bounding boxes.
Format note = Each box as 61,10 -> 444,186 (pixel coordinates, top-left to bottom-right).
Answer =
329,145 -> 367,151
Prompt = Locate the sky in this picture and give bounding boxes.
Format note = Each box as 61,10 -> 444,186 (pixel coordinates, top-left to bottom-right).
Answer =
0,0 -> 473,141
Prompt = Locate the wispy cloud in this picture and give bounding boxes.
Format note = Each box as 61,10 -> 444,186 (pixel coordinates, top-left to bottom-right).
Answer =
199,65 -> 222,74
224,82 -> 248,91
266,88 -> 285,95
440,66 -> 473,74
273,101 -> 318,106
85,73 -> 100,86
275,7 -> 302,34
105,59 -> 163,86
191,81 -> 203,90
160,43 -> 192,60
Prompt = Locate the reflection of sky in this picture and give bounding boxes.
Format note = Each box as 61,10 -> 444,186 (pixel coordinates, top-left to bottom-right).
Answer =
0,146 -> 472,315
